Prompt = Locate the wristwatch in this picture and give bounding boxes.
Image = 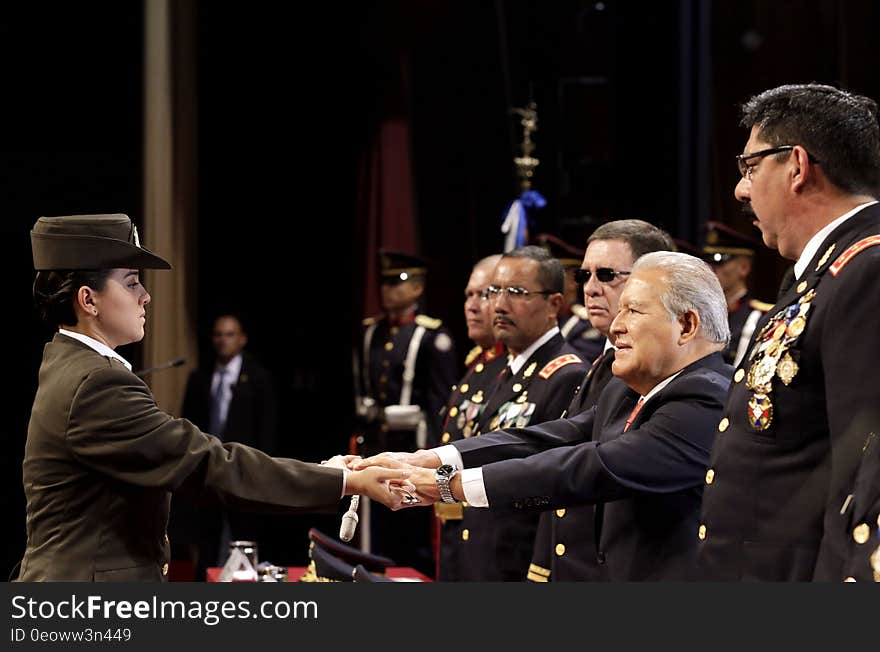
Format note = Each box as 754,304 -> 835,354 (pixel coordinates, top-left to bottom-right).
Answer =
435,464 -> 460,504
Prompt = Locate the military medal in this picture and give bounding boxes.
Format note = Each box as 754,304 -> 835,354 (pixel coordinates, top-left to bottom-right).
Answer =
776,352 -> 799,386
471,390 -> 484,404
748,393 -> 773,430
516,391 -> 529,404
786,316 -> 806,338
456,411 -> 466,429
463,423 -> 473,438
748,354 -> 778,392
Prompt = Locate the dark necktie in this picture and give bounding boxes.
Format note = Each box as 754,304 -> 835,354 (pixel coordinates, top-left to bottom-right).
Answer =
567,348 -> 615,416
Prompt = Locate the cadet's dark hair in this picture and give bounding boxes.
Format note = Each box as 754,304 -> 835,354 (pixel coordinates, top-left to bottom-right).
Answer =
501,245 -> 565,294
588,219 -> 675,260
741,83 -> 880,196
33,270 -> 112,328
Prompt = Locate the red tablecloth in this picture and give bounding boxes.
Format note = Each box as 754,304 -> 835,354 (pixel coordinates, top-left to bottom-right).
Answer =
206,566 -> 432,582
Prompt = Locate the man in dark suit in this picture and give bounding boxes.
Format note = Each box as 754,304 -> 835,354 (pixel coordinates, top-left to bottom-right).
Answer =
360,251 -> 732,580
701,221 -> 772,367
420,245 -> 589,580
529,219 -> 673,582
696,83 -> 880,582
172,313 -> 278,579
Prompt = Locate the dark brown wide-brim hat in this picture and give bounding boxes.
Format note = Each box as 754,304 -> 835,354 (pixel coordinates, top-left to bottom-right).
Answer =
31,214 -> 171,271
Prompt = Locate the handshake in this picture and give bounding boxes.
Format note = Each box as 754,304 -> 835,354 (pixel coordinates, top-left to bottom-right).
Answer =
323,450 -> 453,511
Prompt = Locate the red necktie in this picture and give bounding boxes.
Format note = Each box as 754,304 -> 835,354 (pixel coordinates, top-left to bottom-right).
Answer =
623,398 -> 644,432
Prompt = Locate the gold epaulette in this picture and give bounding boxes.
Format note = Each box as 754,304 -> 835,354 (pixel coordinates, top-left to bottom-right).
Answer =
464,345 -> 484,367
830,235 -> 880,276
571,304 -> 589,320
415,314 -> 442,329
362,315 -> 380,327
539,353 -> 583,379
748,299 -> 774,312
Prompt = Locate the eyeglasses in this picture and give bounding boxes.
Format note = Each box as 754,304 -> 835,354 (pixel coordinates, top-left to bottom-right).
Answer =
464,288 -> 490,301
574,268 -> 632,284
486,285 -> 554,301
735,145 -> 820,180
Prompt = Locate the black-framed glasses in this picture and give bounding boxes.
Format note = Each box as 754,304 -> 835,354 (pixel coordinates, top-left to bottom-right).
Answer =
735,145 -> 820,180
486,285 -> 553,301
574,268 -> 632,284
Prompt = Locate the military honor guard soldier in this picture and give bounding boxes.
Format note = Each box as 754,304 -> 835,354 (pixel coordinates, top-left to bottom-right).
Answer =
355,250 -> 459,575
447,246 -> 588,581
701,221 -> 772,367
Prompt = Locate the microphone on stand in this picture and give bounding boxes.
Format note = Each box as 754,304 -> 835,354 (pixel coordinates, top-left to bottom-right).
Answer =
134,357 -> 186,378
339,495 -> 360,542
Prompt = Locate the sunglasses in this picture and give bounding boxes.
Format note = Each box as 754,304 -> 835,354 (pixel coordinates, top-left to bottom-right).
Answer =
574,268 -> 632,284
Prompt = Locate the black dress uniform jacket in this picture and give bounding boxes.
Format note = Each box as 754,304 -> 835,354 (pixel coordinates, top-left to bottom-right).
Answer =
360,313 -> 459,451
454,333 -> 587,581
697,204 -> 880,581
436,343 -> 507,581
529,347 -> 615,582
558,304 -> 605,363
18,335 -> 342,582
456,352 -> 731,581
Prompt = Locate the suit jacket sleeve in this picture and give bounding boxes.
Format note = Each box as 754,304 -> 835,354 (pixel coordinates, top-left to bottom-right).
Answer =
66,365 -> 342,513
480,366 -> 728,512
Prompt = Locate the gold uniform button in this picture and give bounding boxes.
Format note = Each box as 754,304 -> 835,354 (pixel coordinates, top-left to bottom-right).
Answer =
462,529 -> 469,541
734,369 -> 745,383
556,509 -> 566,518
379,375 -> 388,384
162,563 -> 169,576
843,576 -> 857,582
384,342 -> 394,351
441,433 -> 451,443
718,418 -> 729,432
512,383 -> 523,393
390,326 -> 399,335
797,280 -> 808,294
705,469 -> 715,485
460,383 -> 469,393
382,360 -> 390,368
475,363 -> 484,373
853,523 -> 871,544
451,385 -> 457,392
555,543 -> 566,557
698,524 -> 707,540
449,407 -> 459,417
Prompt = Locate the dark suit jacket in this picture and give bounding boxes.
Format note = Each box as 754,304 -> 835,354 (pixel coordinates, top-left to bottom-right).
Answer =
698,204 -> 880,581
454,334 -> 587,581
456,352 -> 731,581
181,351 -> 277,453
18,334 -> 342,582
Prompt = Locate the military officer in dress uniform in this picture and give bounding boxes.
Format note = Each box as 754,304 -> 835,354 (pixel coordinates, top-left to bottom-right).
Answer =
355,250 -> 459,575
442,245 -> 587,581
701,221 -> 773,367
696,83 -> 880,581
535,232 -> 604,362
435,254 -> 506,580
529,220 -> 674,582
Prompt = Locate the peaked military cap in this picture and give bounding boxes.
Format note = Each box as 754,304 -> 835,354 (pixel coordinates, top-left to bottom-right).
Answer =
31,213 -> 171,271
378,249 -> 428,281
308,527 -> 395,572
702,221 -> 760,263
534,232 -> 585,268
353,563 -> 396,583
308,543 -> 356,581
